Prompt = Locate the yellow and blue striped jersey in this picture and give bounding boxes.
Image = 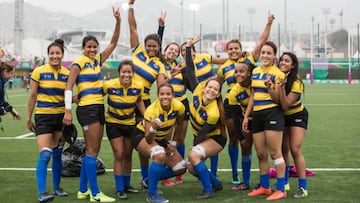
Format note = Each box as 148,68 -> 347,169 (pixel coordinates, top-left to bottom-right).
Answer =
227,83 -> 251,113
132,44 -> 166,100
251,65 -> 285,111
31,64 -> 69,114
283,79 -> 304,116
72,54 -> 104,106
104,78 -> 144,125
217,54 -> 255,91
189,82 -> 221,137
193,54 -> 213,83
164,62 -> 186,101
137,98 -> 185,141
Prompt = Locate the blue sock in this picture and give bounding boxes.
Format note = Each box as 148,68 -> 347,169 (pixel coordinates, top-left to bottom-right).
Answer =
208,171 -> 221,186
285,165 -> 290,184
79,156 -> 88,192
36,149 -> 52,196
52,147 -> 63,190
176,144 -> 185,158
115,175 -> 124,191
140,165 -> 148,181
123,174 -> 131,187
210,155 -> 218,176
194,161 -> 212,193
85,155 -> 99,196
242,155 -> 252,185
276,177 -> 285,192
159,167 -> 176,180
298,178 -> 307,190
260,174 -> 270,189
148,162 -> 165,195
228,145 -> 239,176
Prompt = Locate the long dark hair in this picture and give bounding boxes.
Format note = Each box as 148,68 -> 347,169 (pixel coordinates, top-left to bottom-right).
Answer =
205,78 -> 226,139
279,52 -> 303,95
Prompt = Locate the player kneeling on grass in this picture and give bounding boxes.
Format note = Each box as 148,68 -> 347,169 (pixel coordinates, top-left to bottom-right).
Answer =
131,83 -> 187,203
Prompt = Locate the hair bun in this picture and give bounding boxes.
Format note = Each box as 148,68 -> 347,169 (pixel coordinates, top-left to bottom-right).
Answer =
55,39 -> 65,47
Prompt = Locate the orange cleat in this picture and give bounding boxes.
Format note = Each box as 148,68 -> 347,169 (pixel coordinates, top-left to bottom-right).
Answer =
161,178 -> 176,187
175,176 -> 184,184
248,186 -> 272,197
266,190 -> 287,201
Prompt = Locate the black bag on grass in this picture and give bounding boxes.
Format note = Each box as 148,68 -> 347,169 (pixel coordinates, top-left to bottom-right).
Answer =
61,139 -> 106,177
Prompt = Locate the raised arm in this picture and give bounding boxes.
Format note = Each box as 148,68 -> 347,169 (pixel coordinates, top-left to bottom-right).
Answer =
128,0 -> 139,49
185,37 -> 201,92
101,7 -> 121,63
157,11 -> 166,51
251,11 -> 274,61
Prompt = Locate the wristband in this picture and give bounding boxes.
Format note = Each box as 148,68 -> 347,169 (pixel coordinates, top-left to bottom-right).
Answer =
149,126 -> 157,133
128,4 -> 134,9
64,90 -> 72,110
167,74 -> 172,80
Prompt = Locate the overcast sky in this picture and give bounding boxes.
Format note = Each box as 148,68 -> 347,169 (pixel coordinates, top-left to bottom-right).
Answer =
1,0 -> 359,31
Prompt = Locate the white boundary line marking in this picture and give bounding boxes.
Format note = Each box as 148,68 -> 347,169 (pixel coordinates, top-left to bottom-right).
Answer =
0,168 -> 359,172
15,132 -> 34,138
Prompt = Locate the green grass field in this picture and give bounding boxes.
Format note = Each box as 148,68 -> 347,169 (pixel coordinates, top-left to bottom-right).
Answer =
0,84 -> 360,203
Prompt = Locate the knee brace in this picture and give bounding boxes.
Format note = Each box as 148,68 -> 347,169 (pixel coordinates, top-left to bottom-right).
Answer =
191,145 -> 206,158
150,145 -> 165,159
274,157 -> 285,165
172,160 -> 187,171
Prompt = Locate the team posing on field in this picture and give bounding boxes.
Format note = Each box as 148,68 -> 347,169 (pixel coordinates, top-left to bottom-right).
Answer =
4,0 -> 309,202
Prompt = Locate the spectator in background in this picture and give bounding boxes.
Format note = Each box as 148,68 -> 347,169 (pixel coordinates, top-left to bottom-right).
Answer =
8,76 -> 14,89
0,60 -> 21,121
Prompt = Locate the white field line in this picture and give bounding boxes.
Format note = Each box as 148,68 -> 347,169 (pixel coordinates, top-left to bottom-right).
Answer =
0,168 -> 359,172
15,132 -> 34,138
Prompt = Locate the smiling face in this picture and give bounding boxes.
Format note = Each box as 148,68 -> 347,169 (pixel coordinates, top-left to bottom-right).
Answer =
260,44 -> 276,67
158,85 -> 173,108
145,39 -> 160,57
279,53 -> 293,74
48,45 -> 64,68
227,42 -> 242,60
83,40 -> 98,59
164,43 -> 180,61
234,63 -> 251,83
203,79 -> 221,102
118,64 -> 133,87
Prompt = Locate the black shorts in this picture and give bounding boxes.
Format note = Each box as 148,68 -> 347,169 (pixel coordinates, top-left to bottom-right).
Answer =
106,122 -> 136,140
285,108 -> 308,129
252,106 -> 285,133
135,99 -> 151,119
224,98 -> 242,119
34,113 -> 64,136
181,98 -> 190,120
76,104 -> 105,126
192,134 -> 227,148
131,128 -> 169,149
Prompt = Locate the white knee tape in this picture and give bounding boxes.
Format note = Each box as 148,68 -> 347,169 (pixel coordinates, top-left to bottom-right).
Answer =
274,157 -> 285,165
172,160 -> 187,171
191,145 -> 206,158
150,146 -> 165,159
168,141 -> 177,146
